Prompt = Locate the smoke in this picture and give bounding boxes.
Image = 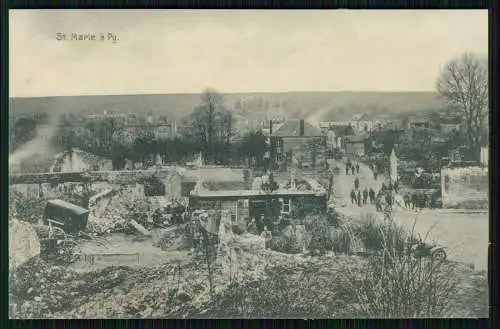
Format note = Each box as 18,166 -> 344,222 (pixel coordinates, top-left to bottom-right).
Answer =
9,114 -> 60,174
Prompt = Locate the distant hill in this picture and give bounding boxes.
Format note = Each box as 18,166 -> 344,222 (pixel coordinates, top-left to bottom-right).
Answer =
9,91 -> 444,123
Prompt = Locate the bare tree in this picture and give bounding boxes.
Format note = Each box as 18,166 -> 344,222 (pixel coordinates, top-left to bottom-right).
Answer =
184,88 -> 232,164
436,53 -> 488,160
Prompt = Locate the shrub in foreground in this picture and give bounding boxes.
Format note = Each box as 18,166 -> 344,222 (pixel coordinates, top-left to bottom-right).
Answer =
353,214 -> 410,256
269,234 -> 302,254
339,217 -> 459,317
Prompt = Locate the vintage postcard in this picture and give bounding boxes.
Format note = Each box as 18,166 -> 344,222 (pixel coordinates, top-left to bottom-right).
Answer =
9,9 -> 488,318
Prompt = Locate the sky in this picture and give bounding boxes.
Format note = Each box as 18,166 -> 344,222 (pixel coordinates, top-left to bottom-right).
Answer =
9,10 -> 488,97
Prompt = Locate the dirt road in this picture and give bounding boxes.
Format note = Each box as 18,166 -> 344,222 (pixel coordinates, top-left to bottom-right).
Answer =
328,157 -> 488,270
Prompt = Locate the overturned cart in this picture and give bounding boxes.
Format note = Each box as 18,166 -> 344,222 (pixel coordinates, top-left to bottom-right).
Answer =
36,199 -> 89,264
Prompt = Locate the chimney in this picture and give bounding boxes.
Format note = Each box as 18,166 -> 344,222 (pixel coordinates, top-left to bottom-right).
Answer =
243,169 -> 253,189
269,120 -> 273,135
299,119 -> 305,136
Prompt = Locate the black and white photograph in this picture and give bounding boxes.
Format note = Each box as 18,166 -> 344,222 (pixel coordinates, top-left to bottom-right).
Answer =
9,10 -> 488,318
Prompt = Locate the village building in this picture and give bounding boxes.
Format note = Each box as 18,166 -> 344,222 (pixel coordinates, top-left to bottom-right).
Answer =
344,134 -> 368,157
189,176 -> 327,224
261,119 -> 286,138
269,119 -> 324,164
440,123 -> 462,134
326,125 -> 356,150
320,113 -> 374,134
407,117 -> 431,129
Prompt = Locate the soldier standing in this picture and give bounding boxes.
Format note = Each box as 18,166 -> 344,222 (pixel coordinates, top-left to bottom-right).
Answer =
362,188 -> 368,205
369,188 -> 376,204
350,189 -> 357,204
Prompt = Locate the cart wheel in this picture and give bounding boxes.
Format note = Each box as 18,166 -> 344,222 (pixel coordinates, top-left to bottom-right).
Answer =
60,240 -> 82,263
432,249 -> 447,261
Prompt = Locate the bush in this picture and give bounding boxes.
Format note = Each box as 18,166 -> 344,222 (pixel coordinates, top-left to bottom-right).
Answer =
325,208 -> 343,227
339,215 -> 459,317
353,214 -> 410,256
269,233 -> 302,254
304,216 -> 334,253
330,228 -> 352,254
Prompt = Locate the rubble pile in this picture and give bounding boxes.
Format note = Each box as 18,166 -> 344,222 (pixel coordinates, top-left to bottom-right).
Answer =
9,252 -> 213,318
9,190 -> 46,224
9,219 -> 41,271
87,190 -> 186,235
9,257 -> 134,318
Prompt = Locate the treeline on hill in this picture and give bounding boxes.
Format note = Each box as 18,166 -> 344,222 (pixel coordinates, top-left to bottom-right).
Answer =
52,89 -> 269,170
234,97 -> 302,118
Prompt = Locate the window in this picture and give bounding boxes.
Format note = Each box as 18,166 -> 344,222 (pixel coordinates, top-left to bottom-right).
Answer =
281,198 -> 291,214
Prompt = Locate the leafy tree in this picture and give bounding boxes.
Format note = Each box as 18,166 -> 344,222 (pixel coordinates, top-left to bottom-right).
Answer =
10,117 -> 37,151
236,130 -> 267,167
367,129 -> 402,156
132,135 -> 157,167
72,116 -> 127,165
53,114 -> 76,152
306,137 -> 326,169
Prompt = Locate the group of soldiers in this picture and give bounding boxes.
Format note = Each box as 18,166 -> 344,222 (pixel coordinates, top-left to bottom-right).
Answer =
345,159 -> 360,175
349,176 -> 376,207
402,191 -> 440,209
350,179 -> 397,212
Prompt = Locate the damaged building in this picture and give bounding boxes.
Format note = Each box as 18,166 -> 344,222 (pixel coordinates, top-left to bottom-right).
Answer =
189,175 -> 328,224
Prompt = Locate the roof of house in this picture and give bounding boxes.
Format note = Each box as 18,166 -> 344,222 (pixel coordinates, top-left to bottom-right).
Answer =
329,125 -> 356,137
271,119 -> 323,137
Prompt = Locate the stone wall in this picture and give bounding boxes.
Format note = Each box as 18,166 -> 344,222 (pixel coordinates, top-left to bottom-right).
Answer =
441,166 -> 488,209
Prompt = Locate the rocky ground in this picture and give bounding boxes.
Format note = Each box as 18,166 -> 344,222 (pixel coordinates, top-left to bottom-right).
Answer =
9,228 -> 488,318
9,182 -> 488,319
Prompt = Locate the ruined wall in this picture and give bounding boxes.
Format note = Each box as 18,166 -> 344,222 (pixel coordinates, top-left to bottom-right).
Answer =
9,220 -> 40,271
441,166 -> 488,209
10,167 -> 183,200
60,150 -> 113,172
